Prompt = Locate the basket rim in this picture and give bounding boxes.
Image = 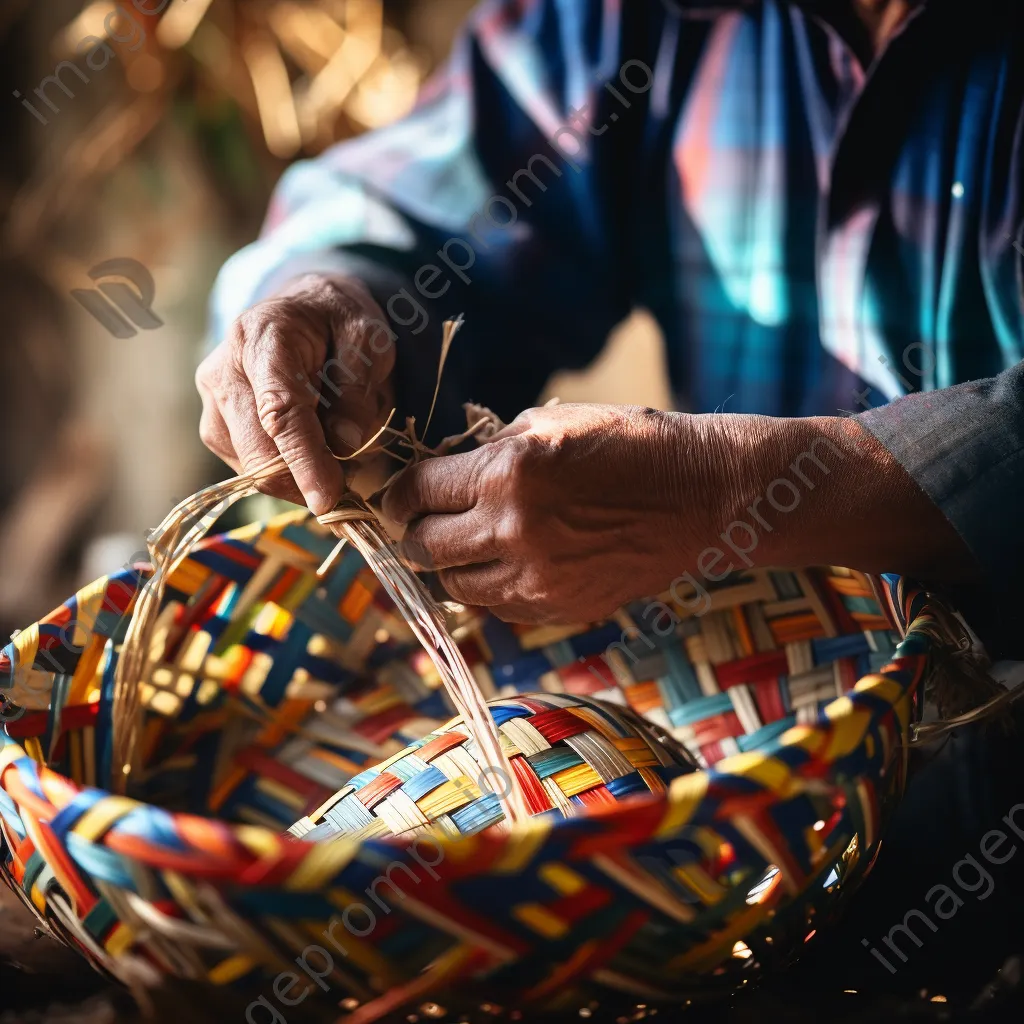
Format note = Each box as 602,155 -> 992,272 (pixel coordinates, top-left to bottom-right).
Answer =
0,562 -> 936,883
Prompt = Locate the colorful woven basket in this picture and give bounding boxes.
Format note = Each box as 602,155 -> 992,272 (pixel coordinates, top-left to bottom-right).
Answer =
0,510 -> 955,1018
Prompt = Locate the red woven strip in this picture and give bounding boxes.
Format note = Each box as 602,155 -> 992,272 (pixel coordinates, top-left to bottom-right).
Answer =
509,755 -> 552,814
164,576 -> 230,660
6,701 -> 99,740
752,678 -> 787,723
574,784 -> 617,809
837,656 -> 859,694
548,884 -> 611,923
527,709 -> 591,743
714,649 -> 788,689
378,874 -> 532,955
354,771 -> 403,809
353,704 -> 417,745
693,711 -> 743,745
565,801 -> 666,858
299,786 -> 338,819
415,731 -> 468,761
237,834 -> 311,888
193,538 -> 263,572
36,818 -> 97,914
557,655 -> 616,693
700,740 -> 724,765
263,566 -> 302,606
232,746 -> 325,801
100,569 -> 148,616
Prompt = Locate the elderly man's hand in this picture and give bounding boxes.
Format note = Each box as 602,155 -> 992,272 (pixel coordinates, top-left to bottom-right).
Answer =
196,274 -> 394,514
382,403 -> 727,623
382,401 -> 981,625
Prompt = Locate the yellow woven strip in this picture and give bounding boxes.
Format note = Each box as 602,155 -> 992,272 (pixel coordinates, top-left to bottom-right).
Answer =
254,777 -> 307,814
165,558 -> 212,596
68,633 -> 107,706
234,825 -> 285,860
208,955 -> 256,986
566,705 -> 619,741
823,698 -> 873,761
672,863 -> 723,905
512,902 -> 569,939
636,765 -> 666,793
73,796 -> 141,842
491,817 -> 552,874
104,922 -> 135,958
655,772 -> 709,838
714,751 -> 793,795
853,673 -> 904,702
286,839 -> 360,891
15,621 -> 40,667
417,777 -> 480,819
778,723 -> 828,757
22,737 -> 45,765
550,763 -> 603,798
537,862 -> 586,896
72,576 -> 110,647
441,832 -> 480,864
613,736 -> 659,768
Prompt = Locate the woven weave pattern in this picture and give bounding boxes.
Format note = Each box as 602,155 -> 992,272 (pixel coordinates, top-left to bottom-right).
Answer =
290,694 -> 698,842
0,512 -> 946,1013
431,567 -> 898,769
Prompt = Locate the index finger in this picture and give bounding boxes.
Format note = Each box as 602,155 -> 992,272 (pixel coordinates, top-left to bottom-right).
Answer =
382,450 -> 482,525
245,352 -> 346,515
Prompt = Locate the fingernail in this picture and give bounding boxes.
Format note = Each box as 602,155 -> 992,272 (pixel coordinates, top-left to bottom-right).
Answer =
336,419 -> 364,451
307,490 -> 332,516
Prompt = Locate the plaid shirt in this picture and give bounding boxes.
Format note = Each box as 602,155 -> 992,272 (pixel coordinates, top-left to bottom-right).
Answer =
210,0 -> 1024,647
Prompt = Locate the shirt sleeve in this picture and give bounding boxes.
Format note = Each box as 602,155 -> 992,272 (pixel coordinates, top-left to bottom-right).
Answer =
207,0 -> 657,441
858,359 -> 1024,656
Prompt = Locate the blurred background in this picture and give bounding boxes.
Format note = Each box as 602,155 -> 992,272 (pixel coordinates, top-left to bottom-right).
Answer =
0,0 -> 670,643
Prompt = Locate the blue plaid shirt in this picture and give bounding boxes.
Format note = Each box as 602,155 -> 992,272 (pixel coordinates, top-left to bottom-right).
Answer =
210,0 -> 1024,648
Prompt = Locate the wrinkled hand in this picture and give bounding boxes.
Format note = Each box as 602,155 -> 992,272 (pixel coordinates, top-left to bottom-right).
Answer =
382,403 -> 726,623
196,274 -> 394,514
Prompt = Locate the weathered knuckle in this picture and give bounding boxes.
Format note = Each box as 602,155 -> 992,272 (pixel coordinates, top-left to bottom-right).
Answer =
256,390 -> 299,438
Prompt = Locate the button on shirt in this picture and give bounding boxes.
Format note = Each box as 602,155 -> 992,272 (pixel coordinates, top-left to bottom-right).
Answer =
209,0 -> 1024,649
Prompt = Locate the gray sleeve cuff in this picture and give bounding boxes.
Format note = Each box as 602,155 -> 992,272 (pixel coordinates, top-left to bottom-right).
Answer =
858,361 -> 1024,655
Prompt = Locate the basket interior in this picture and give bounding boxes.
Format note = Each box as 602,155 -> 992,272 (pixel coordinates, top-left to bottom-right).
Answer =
2,510 -> 901,834
0,510 -> 931,1002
